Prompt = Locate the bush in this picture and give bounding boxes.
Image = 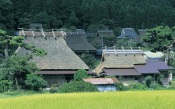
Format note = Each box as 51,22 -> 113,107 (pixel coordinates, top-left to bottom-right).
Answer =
73,69 -> 88,81
49,84 -> 58,93
114,82 -> 130,91
0,80 -> 13,93
69,26 -> 77,30
114,82 -> 123,91
58,81 -> 98,93
150,82 -> 162,90
130,83 -> 146,90
25,73 -> 47,91
144,76 -> 153,87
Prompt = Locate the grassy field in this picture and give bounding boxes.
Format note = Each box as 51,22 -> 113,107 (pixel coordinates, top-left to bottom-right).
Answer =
0,90 -> 175,109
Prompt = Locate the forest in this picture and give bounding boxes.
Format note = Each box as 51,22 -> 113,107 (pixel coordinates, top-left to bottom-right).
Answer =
1,0 -> 175,33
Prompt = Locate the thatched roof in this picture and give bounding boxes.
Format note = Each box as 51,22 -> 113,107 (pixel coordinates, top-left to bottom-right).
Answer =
16,35 -> 89,70
65,34 -> 96,52
94,48 -> 146,73
97,30 -> 115,37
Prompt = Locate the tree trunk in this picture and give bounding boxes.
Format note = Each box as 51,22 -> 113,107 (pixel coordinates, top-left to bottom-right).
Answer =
4,44 -> 9,58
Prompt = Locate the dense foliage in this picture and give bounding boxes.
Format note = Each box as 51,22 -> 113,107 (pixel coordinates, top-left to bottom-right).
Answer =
58,81 -> 98,93
73,69 -> 88,81
1,0 -> 175,32
143,26 -> 175,52
25,73 -> 47,91
0,29 -> 47,57
0,55 -> 39,89
80,53 -> 97,69
0,80 -> 13,92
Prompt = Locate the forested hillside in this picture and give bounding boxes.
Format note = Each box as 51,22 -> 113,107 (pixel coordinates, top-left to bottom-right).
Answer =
1,0 -> 175,33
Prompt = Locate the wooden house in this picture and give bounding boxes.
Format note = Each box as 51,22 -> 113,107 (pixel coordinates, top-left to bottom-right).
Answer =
95,47 -> 174,85
16,28 -> 91,87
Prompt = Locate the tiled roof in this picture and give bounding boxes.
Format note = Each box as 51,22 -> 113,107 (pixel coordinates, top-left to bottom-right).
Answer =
134,59 -> 174,74
118,28 -> 138,38
103,69 -> 141,76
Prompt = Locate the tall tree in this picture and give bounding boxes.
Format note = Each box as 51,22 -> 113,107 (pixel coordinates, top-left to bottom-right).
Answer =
0,29 -> 47,57
0,0 -> 14,31
69,11 -> 79,26
143,26 -> 175,52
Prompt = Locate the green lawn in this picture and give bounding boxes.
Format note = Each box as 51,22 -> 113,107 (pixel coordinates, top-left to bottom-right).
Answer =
0,90 -> 175,109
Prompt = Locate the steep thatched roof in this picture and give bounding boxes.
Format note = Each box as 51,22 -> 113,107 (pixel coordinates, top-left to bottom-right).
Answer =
65,34 -> 96,52
16,35 -> 89,70
94,48 -> 146,73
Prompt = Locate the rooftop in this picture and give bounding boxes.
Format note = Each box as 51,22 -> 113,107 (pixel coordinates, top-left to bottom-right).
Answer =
94,47 -> 146,73
16,34 -> 89,70
65,32 -> 96,52
118,28 -> 138,38
83,78 -> 120,85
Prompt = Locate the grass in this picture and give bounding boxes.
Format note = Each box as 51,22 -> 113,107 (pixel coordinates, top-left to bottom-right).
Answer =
0,90 -> 175,109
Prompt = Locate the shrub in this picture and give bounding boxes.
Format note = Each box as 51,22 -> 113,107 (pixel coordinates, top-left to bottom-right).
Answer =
114,83 -> 130,91
144,76 -> 153,87
73,69 -> 88,81
114,82 -> 123,91
130,83 -> 146,90
58,81 -> 98,93
49,84 -> 58,93
24,73 -> 47,91
0,80 -> 13,93
150,82 -> 162,90
69,26 -> 77,30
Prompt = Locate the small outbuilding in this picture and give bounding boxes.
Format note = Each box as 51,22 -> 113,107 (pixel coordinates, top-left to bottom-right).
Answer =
83,78 -> 120,92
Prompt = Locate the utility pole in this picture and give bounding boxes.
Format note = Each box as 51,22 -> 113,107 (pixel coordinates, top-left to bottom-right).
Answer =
102,33 -> 104,49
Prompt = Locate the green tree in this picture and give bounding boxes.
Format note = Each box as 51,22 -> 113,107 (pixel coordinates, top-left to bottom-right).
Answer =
0,0 -> 14,31
0,29 -> 24,57
73,69 -> 88,81
143,26 -> 175,52
25,73 -> 47,91
0,29 -> 47,57
144,76 -> 153,87
80,53 -> 97,69
69,11 -> 79,26
0,55 -> 39,89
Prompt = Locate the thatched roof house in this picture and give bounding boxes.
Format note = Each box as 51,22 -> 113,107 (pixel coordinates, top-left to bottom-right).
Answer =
94,47 -> 174,85
17,29 -> 90,86
95,47 -> 145,74
65,29 -> 96,53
